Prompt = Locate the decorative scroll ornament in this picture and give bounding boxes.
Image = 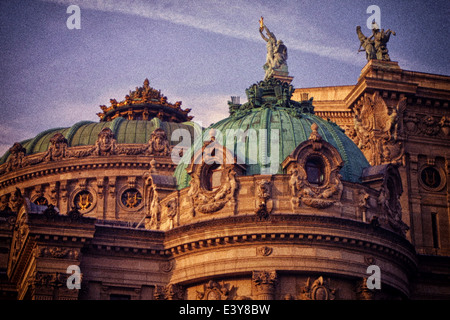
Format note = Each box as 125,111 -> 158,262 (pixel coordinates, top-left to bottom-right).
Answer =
37,246 -> 80,259
256,246 -> 273,256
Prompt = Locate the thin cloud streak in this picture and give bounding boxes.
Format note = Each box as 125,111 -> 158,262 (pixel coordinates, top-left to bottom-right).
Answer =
41,0 -> 359,65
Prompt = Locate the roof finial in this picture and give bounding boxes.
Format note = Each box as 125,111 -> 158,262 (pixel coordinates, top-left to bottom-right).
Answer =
309,123 -> 322,142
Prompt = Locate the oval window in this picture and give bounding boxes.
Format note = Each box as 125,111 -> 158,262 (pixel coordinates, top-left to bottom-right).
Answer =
305,157 -> 325,186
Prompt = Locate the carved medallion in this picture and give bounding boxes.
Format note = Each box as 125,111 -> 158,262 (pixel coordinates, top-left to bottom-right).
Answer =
73,190 -> 93,211
419,166 -> 446,191
299,276 -> 336,300
120,188 -> 143,209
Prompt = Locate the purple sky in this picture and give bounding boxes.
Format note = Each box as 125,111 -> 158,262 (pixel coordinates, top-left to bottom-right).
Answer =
0,0 -> 449,156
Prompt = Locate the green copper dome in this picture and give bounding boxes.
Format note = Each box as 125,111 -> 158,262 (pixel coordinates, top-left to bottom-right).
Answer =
174,78 -> 369,189
0,117 -> 195,164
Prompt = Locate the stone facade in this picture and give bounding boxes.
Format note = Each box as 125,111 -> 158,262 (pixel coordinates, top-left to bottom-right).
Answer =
0,60 -> 449,300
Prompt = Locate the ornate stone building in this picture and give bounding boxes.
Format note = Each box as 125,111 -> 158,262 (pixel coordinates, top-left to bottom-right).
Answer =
0,29 -> 449,299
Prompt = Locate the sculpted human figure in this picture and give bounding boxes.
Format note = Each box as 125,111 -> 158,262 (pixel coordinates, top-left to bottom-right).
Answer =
371,22 -> 395,61
259,17 -> 288,79
357,21 -> 395,61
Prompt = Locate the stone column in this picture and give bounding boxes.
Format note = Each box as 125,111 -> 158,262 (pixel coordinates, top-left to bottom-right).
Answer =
106,177 -> 116,220
252,270 -> 277,300
96,177 -> 105,219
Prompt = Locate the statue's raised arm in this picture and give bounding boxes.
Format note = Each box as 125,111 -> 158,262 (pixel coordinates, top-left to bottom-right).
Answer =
259,17 -> 288,80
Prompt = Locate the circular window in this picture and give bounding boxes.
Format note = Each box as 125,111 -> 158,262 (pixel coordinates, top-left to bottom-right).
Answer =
305,156 -> 325,186
73,190 -> 94,211
419,166 -> 445,191
421,167 -> 441,189
33,196 -> 48,206
120,188 -> 143,209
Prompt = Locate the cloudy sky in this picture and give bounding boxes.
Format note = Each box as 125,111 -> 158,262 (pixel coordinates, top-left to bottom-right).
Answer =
0,0 -> 449,156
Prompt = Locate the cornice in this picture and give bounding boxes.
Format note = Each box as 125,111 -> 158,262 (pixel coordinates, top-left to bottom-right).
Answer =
0,153 -> 179,189
163,214 -> 417,272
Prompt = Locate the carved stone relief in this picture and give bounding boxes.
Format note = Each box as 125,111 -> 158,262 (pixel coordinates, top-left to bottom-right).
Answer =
9,188 -> 24,213
43,133 -> 68,162
5,143 -> 26,173
166,198 -> 178,229
252,270 -> 277,300
186,138 -> 241,216
146,128 -> 171,156
196,280 -> 237,300
299,276 -> 336,300
93,128 -> 117,156
255,179 -> 272,220
353,92 -> 406,166
154,283 -> 184,300
10,205 -> 28,267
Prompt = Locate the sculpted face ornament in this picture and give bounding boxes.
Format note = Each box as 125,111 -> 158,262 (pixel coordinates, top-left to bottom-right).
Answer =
147,128 -> 171,156
94,128 -> 117,156
44,133 -> 68,161
5,143 -> 26,172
